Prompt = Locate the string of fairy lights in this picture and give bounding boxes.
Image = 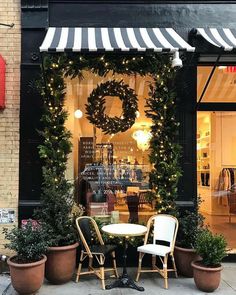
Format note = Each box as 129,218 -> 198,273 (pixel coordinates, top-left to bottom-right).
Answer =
39,53 -> 182,221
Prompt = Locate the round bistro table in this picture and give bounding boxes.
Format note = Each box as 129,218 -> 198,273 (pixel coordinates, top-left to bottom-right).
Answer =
101,223 -> 147,292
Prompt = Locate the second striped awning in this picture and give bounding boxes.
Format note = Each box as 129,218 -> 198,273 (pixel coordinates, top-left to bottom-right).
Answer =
39,27 -> 195,53
196,28 -> 236,51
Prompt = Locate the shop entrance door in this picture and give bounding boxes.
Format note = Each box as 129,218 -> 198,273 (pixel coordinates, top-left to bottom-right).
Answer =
197,111 -> 236,251
197,65 -> 236,251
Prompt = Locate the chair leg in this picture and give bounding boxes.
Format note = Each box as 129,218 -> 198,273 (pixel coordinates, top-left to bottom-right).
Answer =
136,252 -> 144,282
100,265 -> 105,290
163,255 -> 168,289
88,257 -> 93,271
76,251 -> 84,283
171,254 -> 178,278
152,255 -> 156,269
111,251 -> 119,278
98,255 -> 105,290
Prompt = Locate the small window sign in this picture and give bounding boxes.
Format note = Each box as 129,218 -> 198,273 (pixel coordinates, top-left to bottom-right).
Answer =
0,209 -> 15,224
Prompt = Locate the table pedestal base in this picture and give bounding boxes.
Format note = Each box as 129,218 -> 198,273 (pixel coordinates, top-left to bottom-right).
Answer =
105,237 -> 144,292
105,273 -> 144,291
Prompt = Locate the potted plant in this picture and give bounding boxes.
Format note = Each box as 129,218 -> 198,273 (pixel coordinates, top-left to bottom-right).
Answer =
36,73 -> 79,284
35,177 -> 79,284
174,196 -> 204,277
191,228 -> 227,292
3,220 -> 49,295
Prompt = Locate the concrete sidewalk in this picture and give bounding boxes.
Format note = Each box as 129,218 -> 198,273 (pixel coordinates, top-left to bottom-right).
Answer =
1,263 -> 236,295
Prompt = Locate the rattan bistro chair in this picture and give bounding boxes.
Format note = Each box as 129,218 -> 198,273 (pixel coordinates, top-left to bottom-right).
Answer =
136,214 -> 179,289
75,216 -> 118,290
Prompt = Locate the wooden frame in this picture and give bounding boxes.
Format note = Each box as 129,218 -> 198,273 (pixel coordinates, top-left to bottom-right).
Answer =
136,214 -> 179,289
75,216 -> 118,290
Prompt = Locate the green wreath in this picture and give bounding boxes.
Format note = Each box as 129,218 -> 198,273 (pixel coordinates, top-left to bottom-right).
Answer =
86,80 -> 138,134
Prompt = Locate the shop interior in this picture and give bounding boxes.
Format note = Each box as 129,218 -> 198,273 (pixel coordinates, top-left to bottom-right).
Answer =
197,66 -> 236,250
65,72 -> 155,224
63,65 -> 236,248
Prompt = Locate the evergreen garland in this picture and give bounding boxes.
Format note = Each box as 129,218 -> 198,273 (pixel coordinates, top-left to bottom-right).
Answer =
86,80 -> 138,134
146,64 -> 182,214
37,53 -> 183,243
36,56 -> 76,246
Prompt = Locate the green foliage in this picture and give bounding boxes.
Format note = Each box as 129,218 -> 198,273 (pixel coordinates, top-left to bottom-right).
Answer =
3,220 -> 49,263
195,228 -> 227,267
144,191 -> 157,203
86,80 -> 138,134
146,59 -> 182,214
36,55 -> 76,247
176,195 -> 204,248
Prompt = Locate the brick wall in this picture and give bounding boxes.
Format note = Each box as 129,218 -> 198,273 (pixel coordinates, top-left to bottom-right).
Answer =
0,0 -> 21,254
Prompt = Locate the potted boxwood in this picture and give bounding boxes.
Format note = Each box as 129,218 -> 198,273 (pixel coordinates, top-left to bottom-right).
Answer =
174,196 -> 204,277
191,228 -> 227,292
3,220 -> 49,295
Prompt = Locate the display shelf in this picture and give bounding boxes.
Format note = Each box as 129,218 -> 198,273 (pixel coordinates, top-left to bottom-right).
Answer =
197,135 -> 210,140
197,123 -> 211,191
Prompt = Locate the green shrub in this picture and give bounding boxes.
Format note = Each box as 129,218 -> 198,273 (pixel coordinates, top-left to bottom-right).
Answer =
195,228 -> 227,267
3,220 -> 49,263
176,196 -> 204,248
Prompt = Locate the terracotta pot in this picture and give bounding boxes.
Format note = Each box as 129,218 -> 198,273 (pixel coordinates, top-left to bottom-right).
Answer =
7,254 -> 47,295
191,260 -> 223,292
174,245 -> 200,277
45,242 -> 79,284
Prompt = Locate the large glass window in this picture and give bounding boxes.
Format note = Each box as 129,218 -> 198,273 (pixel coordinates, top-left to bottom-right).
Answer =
198,66 -> 236,102
65,72 -> 155,223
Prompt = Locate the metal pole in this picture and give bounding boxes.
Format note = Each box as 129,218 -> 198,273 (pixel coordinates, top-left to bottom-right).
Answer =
0,23 -> 14,28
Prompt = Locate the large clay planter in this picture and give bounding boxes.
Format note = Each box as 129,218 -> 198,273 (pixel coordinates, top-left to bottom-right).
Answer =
45,242 -> 78,284
7,254 -> 47,294
174,246 -> 200,277
191,260 -> 223,292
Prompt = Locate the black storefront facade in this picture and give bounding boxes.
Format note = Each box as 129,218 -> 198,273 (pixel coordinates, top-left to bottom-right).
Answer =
20,0 -> 236,235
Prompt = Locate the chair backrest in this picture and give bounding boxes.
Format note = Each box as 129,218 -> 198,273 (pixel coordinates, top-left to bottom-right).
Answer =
138,192 -> 148,204
149,214 -> 178,251
76,216 -> 104,256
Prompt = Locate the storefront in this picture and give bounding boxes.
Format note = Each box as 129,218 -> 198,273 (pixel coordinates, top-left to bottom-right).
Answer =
20,1 -> 236,250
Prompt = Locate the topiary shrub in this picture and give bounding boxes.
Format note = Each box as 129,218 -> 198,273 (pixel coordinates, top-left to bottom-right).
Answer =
176,195 -> 204,248
3,220 -> 49,263
195,228 -> 227,267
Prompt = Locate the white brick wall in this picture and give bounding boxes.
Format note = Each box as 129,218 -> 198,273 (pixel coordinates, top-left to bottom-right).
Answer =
0,0 -> 21,254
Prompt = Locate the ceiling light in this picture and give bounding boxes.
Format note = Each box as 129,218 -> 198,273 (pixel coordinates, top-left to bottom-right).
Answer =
135,111 -> 140,118
132,129 -> 152,152
218,66 -> 227,70
74,109 -> 83,119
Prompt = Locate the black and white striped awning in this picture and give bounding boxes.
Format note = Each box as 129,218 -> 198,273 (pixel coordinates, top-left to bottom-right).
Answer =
196,28 -> 236,51
39,27 -> 195,53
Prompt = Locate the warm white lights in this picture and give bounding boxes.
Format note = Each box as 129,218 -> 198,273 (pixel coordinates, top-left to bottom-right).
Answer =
135,111 -> 140,118
74,109 -> 83,119
132,129 -> 152,151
